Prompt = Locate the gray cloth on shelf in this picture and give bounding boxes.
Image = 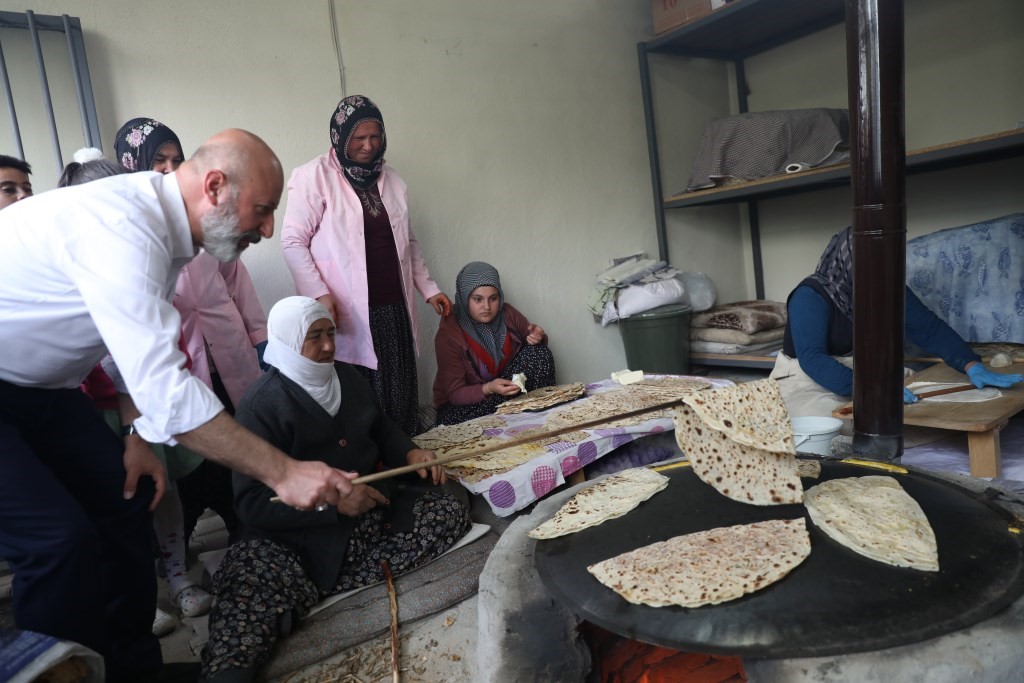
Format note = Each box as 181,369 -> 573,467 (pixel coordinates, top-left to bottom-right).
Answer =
684,108 -> 849,192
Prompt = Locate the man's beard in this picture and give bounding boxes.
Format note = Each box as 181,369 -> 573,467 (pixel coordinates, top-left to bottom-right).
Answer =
201,189 -> 260,262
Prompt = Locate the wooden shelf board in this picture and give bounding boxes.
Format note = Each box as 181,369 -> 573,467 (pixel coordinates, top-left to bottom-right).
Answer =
690,352 -> 778,370
646,0 -> 845,60
664,128 -> 1024,209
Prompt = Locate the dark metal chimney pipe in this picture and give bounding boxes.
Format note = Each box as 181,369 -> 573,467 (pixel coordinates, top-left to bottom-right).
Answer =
846,0 -> 906,460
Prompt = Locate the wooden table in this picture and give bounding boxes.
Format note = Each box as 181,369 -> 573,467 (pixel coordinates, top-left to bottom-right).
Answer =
833,362 -> 1024,478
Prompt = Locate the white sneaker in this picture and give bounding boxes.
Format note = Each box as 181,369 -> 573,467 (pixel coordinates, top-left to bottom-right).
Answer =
153,607 -> 177,637
174,584 -> 213,618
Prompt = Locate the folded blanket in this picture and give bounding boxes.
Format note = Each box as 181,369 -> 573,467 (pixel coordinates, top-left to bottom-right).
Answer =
691,339 -> 783,355
690,300 -> 787,334
690,326 -> 785,345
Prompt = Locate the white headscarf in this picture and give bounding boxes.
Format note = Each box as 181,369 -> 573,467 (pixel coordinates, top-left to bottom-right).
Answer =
263,296 -> 342,416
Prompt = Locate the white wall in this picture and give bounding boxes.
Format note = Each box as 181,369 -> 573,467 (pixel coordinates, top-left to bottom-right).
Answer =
0,0 -> 691,402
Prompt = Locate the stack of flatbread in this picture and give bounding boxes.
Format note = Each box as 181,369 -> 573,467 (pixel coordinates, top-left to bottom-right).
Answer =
804,476 -> 939,571
545,378 -> 712,430
439,435 -> 545,472
674,378 -> 802,505
413,422 -> 483,451
587,518 -> 811,608
495,382 -> 587,415
528,468 -> 670,539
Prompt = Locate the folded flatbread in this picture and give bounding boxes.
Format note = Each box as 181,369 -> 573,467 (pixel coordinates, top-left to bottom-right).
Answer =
588,518 -> 811,608
682,378 -> 795,453
674,403 -> 802,505
528,468 -> 669,540
804,476 -> 938,571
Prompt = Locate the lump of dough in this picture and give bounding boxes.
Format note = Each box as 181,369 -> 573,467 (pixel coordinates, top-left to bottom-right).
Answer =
990,353 -> 1012,368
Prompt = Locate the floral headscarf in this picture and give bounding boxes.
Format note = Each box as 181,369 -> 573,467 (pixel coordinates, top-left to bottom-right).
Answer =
807,226 -> 855,321
454,261 -> 508,365
329,95 -> 387,189
113,118 -> 182,172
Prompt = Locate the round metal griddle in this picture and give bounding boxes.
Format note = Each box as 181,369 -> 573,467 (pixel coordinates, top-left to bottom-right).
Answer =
535,460 -> 1024,658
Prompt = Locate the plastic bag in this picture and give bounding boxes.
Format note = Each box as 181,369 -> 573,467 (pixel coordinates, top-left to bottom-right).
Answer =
616,277 -> 689,318
679,272 -> 716,312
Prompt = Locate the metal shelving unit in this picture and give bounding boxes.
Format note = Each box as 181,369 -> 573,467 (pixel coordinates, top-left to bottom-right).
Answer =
638,0 -> 1024,298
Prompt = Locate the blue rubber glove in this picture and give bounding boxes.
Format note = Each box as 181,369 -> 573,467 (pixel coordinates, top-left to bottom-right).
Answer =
966,363 -> 1024,389
255,340 -> 269,372
903,387 -> 919,404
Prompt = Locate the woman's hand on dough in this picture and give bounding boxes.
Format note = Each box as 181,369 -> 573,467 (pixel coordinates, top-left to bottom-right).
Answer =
967,363 -> 1024,389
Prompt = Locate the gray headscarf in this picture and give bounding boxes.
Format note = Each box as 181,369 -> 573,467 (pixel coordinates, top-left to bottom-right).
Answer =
454,261 -> 507,364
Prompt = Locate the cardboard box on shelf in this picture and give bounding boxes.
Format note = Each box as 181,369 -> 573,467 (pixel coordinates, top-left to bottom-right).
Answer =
651,0 -> 730,36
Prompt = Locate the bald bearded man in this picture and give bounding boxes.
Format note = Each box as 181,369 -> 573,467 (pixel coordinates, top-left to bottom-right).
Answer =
0,129 -> 357,682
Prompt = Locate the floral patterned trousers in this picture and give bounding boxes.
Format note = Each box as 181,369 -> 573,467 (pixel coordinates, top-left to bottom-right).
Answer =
201,491 -> 470,682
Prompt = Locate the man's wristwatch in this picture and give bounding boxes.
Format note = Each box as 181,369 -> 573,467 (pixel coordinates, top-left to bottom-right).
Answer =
121,423 -> 138,438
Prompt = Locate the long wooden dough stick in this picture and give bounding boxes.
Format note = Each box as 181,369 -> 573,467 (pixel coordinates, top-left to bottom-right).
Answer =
270,397 -> 689,500
353,397 -> 688,485
381,560 -> 400,683
834,383 -> 979,416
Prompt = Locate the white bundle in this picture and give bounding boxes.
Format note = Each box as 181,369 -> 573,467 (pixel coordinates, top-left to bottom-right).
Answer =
72,147 -> 104,163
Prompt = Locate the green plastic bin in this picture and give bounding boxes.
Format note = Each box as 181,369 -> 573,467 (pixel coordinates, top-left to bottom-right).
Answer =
617,303 -> 692,375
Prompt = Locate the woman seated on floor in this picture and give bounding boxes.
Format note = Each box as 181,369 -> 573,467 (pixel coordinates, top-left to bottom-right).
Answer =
432,261 -> 556,424
202,296 -> 471,683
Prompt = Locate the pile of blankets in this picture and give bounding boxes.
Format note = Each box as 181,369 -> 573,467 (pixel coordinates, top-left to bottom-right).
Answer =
689,300 -> 787,355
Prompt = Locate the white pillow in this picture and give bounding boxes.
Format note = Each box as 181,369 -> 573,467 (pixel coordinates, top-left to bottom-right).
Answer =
617,277 -> 688,318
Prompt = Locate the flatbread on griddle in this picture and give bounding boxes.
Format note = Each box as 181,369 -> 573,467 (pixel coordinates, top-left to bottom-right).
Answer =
674,404 -> 802,505
682,378 -> 795,454
804,476 -> 938,571
528,468 -> 669,540
587,518 -> 811,608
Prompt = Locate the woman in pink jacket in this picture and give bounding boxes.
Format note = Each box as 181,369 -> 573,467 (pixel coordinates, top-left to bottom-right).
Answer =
282,95 -> 451,436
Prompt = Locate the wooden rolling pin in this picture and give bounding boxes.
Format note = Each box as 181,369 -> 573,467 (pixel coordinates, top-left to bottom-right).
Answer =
834,383 -> 977,416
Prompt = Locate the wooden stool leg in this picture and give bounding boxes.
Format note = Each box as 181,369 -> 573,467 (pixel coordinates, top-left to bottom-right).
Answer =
566,470 -> 586,486
967,428 -> 1002,478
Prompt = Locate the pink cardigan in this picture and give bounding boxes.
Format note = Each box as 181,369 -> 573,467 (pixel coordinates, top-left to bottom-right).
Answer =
174,251 -> 267,407
281,152 -> 442,370
432,304 -> 543,407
